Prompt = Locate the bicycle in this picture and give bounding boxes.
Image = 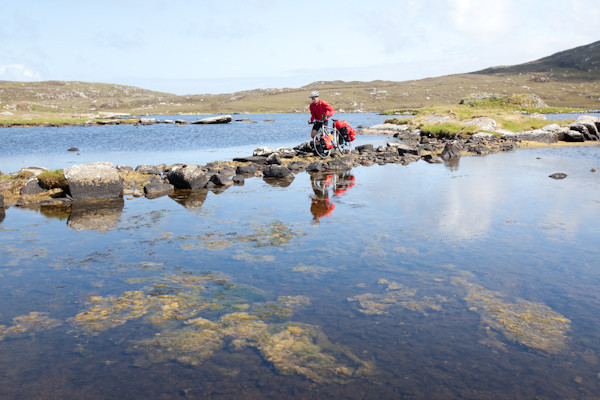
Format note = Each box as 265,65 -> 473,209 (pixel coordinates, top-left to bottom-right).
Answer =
311,119 -> 351,158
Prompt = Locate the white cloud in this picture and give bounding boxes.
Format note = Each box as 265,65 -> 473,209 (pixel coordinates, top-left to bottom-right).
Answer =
0,64 -> 42,81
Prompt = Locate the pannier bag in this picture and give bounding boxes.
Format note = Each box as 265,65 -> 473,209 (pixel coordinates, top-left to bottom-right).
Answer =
321,135 -> 333,149
334,120 -> 356,142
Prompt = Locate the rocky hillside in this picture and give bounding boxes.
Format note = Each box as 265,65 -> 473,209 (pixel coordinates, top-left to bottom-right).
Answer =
1,41 -> 600,118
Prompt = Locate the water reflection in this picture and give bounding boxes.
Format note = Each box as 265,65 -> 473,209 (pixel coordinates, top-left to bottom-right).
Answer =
309,171 -> 355,223
67,198 -> 124,231
169,189 -> 208,210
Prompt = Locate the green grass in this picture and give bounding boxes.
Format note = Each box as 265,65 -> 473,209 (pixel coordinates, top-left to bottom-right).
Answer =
37,170 -> 68,190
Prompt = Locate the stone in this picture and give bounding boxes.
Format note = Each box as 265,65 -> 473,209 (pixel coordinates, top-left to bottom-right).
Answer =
306,162 -> 323,172
236,164 -> 258,176
254,147 -> 276,157
440,141 -> 462,161
140,118 -> 156,125
0,193 -> 4,209
64,162 -> 123,201
232,156 -> 268,165
288,161 -> 308,171
462,117 -> 497,131
232,175 -> 245,185
355,144 -> 374,153
191,115 -> 232,124
421,154 -> 443,164
549,172 -> 567,180
166,165 -> 208,189
209,173 -> 231,186
135,164 -> 161,175
387,142 -> 421,156
20,178 -> 46,195
277,147 -> 296,158
262,165 -> 293,179
68,147 -> 79,152
144,182 -> 175,198
116,165 -> 133,172
266,153 -> 282,165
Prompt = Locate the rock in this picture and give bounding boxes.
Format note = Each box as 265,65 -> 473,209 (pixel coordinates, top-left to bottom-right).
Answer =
253,147 -> 276,157
306,162 -> 323,172
421,154 -> 443,164
356,144 -> 374,153
20,178 -> 46,195
440,141 -> 462,161
209,173 -> 231,186
563,128 -> 586,142
144,182 -> 175,198
139,118 -> 156,125
191,115 -> 232,124
68,147 -> 80,152
166,165 -> 209,189
325,158 -> 352,171
549,172 -> 567,180
64,162 -> 123,201
0,193 -> 4,209
19,167 -> 48,176
232,156 -> 268,165
262,165 -> 293,179
502,128 -> 559,143
360,123 -> 419,139
116,165 -> 133,172
471,145 -> 491,155
266,153 -> 282,165
288,161 -> 308,171
236,164 -> 258,176
67,198 -> 124,231
425,115 -> 451,123
293,142 -> 313,153
135,164 -> 161,175
175,119 -> 189,125
387,142 -> 421,156
277,147 -> 296,158
232,175 -> 245,185
462,117 -> 497,131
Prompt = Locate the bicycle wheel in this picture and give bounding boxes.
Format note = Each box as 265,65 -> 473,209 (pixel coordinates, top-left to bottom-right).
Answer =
332,129 -> 350,154
313,131 -> 331,158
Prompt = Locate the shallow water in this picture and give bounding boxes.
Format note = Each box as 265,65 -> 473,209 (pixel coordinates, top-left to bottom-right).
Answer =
1,145 -> 599,399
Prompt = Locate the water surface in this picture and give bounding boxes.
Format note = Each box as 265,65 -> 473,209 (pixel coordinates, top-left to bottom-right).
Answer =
1,145 -> 599,399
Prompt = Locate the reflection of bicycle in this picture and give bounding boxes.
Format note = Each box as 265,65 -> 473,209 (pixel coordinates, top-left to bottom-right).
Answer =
312,119 -> 351,158
309,172 -> 355,223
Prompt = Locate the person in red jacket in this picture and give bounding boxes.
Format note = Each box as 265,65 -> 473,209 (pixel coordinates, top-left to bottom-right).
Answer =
308,91 -> 335,138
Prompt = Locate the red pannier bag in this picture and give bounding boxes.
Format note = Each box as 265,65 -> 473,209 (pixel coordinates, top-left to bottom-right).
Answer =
334,120 -> 356,142
321,135 -> 333,149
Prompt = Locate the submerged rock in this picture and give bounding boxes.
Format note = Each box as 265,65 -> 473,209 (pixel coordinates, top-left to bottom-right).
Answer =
191,115 -> 232,124
166,165 -> 209,189
549,172 -> 567,180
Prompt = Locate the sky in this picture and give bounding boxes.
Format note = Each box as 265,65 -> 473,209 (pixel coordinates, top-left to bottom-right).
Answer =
1,0 -> 599,95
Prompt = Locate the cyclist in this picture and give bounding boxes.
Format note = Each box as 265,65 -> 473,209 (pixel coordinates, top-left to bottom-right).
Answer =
308,91 -> 335,139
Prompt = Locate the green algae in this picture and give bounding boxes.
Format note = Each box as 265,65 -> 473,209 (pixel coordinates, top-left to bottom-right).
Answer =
348,279 -> 447,316
70,272 -> 373,383
453,276 -> 571,354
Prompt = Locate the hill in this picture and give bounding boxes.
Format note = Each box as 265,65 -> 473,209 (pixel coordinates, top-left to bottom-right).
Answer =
1,40 -> 600,122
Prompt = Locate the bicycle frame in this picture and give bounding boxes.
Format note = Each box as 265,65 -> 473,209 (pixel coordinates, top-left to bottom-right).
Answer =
312,119 -> 351,158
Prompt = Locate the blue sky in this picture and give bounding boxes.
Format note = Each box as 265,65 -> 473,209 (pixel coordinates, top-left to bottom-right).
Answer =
1,0 -> 599,95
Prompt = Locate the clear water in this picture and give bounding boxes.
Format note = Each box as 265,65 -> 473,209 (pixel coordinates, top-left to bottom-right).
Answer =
0,118 -> 600,399
0,113 -> 390,173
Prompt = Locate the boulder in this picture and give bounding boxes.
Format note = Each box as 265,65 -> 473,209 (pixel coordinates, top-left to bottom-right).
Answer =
166,165 -> 209,189
462,117 -> 497,131
549,172 -> 567,180
387,142 -> 421,156
64,162 -> 123,201
140,118 -> 156,125
144,182 -> 175,198
277,147 -> 296,158
293,142 -> 313,153
191,115 -> 232,124
306,161 -> 324,172
263,165 -> 293,179
20,178 -> 46,195
135,164 -> 162,175
232,156 -> 268,165
356,144 -> 374,153
236,164 -> 258,176
232,175 -> 245,185
288,161 -> 308,171
440,141 -> 462,161
0,193 -> 4,209
253,147 -> 276,157
116,165 -> 133,172
209,173 -> 232,186
360,123 -> 419,139
266,153 -> 282,165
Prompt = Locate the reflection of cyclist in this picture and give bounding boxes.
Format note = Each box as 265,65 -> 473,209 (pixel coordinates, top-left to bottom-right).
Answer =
309,172 -> 355,224
308,91 -> 335,139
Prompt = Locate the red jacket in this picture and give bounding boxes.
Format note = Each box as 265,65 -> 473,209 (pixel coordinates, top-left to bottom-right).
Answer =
310,100 -> 335,122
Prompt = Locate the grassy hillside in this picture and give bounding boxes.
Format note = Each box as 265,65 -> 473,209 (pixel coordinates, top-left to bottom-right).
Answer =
1,41 -> 600,124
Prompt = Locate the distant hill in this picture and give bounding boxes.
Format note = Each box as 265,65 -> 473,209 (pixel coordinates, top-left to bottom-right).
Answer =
1,41 -> 599,119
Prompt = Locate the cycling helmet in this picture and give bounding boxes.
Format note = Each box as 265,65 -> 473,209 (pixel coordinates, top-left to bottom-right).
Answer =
309,91 -> 319,98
